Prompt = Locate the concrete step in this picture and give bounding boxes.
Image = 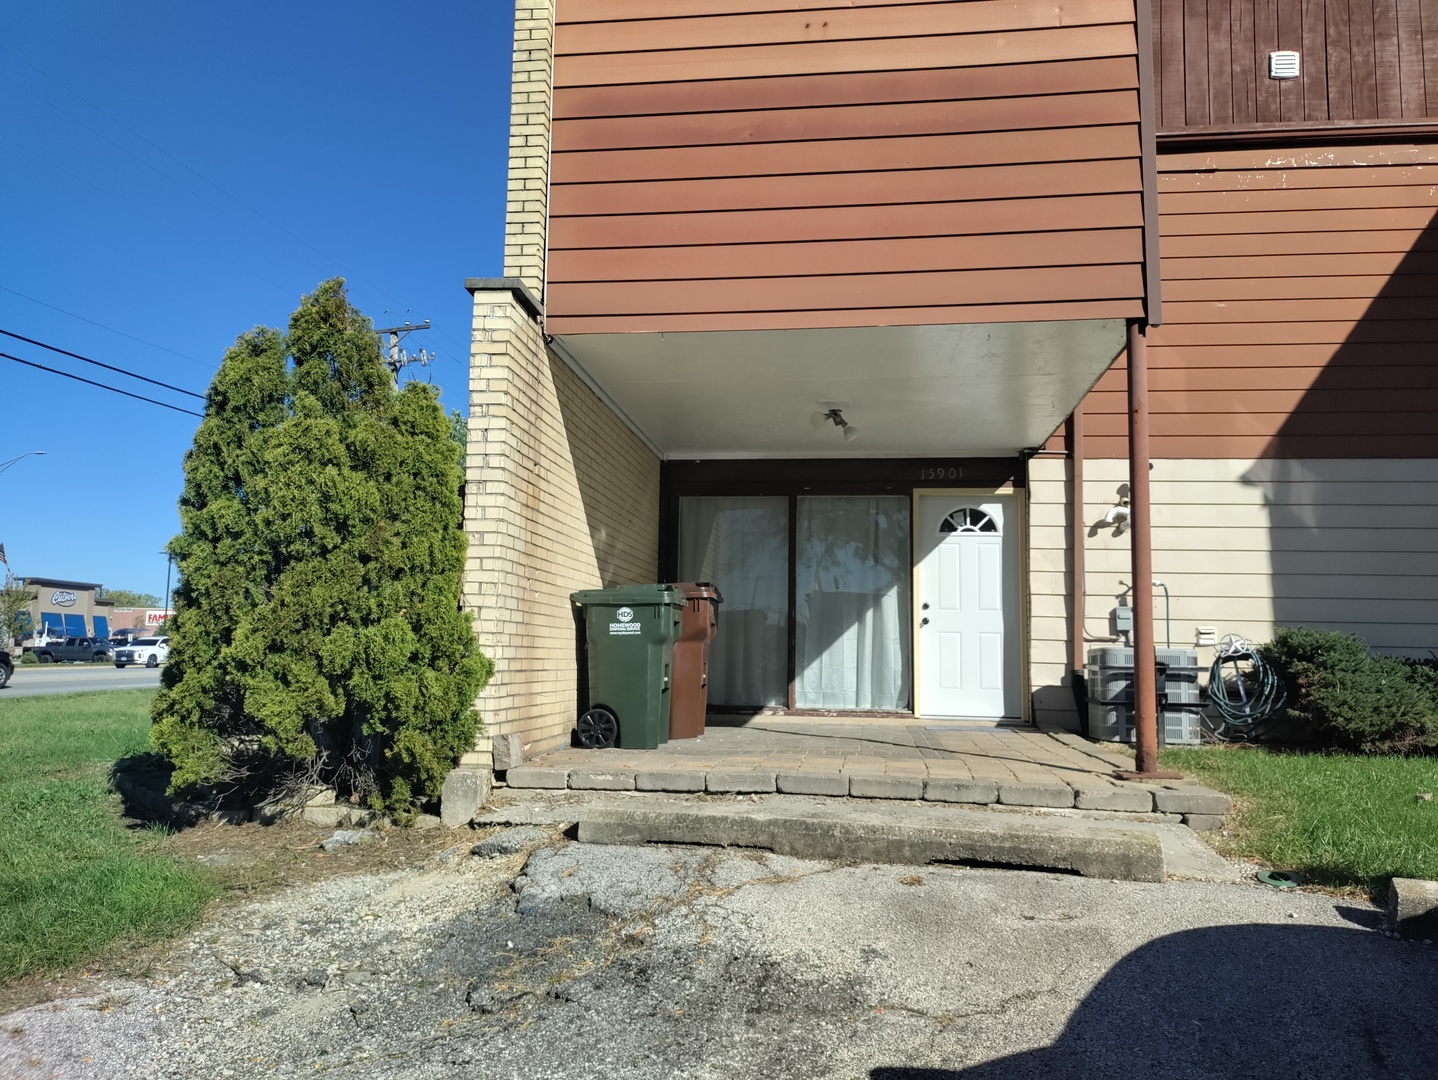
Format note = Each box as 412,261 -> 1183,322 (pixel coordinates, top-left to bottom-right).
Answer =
479,789 -> 1242,884
578,799 -> 1167,881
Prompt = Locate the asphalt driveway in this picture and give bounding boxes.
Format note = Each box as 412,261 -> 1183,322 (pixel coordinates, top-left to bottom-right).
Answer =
3,832 -> 1432,1079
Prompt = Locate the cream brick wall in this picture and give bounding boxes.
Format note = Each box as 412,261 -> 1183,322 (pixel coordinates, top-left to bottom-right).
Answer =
1029,456 -> 1438,729
504,1 -> 554,297
464,289 -> 661,761
461,0 -> 656,767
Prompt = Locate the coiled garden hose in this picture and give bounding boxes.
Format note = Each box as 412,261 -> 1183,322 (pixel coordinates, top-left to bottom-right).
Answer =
1204,635 -> 1288,742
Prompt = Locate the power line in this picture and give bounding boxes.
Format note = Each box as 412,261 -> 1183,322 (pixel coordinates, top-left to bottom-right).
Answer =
7,137 -> 470,381
0,351 -> 204,418
0,329 -> 205,399
0,283 -> 210,368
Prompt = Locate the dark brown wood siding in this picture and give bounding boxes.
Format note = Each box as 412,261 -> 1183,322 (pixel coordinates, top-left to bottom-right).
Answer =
1154,0 -> 1438,131
1048,143 -> 1438,457
546,0 -> 1148,335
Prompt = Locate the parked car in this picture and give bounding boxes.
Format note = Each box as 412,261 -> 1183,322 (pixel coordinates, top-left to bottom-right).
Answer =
113,636 -> 169,669
29,636 -> 110,663
108,627 -> 147,647
0,649 -> 12,689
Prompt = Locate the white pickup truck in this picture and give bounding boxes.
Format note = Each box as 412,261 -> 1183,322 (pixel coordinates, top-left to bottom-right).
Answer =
113,636 -> 170,669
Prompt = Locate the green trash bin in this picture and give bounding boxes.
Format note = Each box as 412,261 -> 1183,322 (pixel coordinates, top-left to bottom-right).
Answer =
571,585 -> 685,750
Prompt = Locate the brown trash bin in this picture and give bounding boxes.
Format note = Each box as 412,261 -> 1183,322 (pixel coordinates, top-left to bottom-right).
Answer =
668,582 -> 722,739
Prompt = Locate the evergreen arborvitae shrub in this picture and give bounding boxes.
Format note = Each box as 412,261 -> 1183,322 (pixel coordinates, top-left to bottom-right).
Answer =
152,280 -> 491,812
1259,627 -> 1438,753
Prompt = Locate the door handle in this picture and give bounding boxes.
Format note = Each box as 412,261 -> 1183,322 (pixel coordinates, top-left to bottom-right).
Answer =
920,617 -> 930,627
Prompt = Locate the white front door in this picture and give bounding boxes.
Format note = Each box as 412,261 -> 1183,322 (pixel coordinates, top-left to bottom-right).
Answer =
916,494 -> 1020,719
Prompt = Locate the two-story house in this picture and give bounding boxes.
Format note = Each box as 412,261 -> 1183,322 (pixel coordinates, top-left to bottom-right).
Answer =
460,0 -> 1438,770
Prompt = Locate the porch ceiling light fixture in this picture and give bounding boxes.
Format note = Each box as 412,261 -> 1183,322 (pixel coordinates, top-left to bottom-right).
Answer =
811,407 -> 860,442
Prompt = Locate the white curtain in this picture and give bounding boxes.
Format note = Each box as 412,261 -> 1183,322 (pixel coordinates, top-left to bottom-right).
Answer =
795,497 -> 911,710
678,497 -> 789,707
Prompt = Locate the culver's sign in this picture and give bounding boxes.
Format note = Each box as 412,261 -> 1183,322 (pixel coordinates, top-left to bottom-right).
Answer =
51,590 -> 78,608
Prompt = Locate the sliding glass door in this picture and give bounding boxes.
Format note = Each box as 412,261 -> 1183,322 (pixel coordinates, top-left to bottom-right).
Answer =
679,493 -> 913,712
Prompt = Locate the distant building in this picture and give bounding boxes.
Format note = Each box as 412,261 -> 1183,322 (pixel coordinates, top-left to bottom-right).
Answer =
20,577 -> 108,638
108,607 -> 174,632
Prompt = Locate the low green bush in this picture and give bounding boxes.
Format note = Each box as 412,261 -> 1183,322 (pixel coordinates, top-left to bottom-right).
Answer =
1259,627 -> 1438,754
19,652 -> 37,666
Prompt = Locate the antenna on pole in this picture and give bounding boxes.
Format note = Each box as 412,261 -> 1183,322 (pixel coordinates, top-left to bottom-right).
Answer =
373,320 -> 433,383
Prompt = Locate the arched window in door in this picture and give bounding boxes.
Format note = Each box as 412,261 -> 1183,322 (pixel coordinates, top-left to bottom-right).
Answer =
938,507 -> 999,535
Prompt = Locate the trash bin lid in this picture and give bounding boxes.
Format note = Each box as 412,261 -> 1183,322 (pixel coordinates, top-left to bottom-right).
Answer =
571,584 -> 685,608
667,581 -> 723,604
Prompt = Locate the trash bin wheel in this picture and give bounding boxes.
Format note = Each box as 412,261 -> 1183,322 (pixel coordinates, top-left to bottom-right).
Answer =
576,707 -> 619,749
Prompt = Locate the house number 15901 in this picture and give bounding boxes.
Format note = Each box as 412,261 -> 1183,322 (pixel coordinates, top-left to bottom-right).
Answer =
919,467 -> 962,481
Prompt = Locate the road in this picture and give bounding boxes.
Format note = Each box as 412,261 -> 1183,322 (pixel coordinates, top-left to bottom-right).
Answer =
3,831 -> 1433,1079
2,663 -> 162,697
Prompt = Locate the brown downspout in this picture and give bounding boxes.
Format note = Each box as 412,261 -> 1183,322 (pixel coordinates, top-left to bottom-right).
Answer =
1067,407 -> 1086,724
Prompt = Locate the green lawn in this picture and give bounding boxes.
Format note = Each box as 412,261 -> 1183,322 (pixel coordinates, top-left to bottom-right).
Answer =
1162,745 -> 1438,898
0,690 -> 217,981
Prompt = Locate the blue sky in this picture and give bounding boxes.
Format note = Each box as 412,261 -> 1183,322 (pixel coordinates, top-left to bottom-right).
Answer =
1,2 -> 513,601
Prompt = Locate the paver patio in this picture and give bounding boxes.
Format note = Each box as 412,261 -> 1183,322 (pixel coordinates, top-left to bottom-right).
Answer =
504,718 -> 1232,827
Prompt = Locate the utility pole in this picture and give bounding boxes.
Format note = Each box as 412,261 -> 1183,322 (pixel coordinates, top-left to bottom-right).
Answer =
373,321 -> 434,384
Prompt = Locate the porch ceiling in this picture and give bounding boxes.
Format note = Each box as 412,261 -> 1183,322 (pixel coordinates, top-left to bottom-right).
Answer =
552,320 -> 1125,458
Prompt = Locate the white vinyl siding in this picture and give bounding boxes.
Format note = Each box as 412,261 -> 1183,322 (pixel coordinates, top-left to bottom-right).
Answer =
1029,457 -> 1438,730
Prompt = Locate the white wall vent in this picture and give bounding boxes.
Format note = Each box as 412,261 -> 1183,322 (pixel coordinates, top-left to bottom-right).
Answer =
1269,51 -> 1301,79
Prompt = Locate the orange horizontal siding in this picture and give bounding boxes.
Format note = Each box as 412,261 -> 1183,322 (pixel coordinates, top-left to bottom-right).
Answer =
555,26 -> 1138,85
550,125 -> 1140,184
1154,164 -> 1438,193
549,264 -> 1146,318
552,195 -> 1144,250
1144,364 -> 1438,392
1161,206 -> 1438,235
548,300 -> 1140,335
1158,184 -> 1438,215
1123,343 -> 1438,367
1080,409 -> 1438,436
1163,251 -> 1438,278
556,0 -> 1138,54
547,0 -> 1147,334
554,57 -> 1138,119
549,230 -> 1144,283
1162,229 -> 1438,258
1160,297 -> 1437,322
553,91 -> 1138,151
1080,387 -> 1438,414
1064,153 -> 1438,460
1145,320 -> 1438,345
553,160 -> 1142,217
1163,274 -> 1438,301
566,0 -> 985,18
1081,435 -> 1438,457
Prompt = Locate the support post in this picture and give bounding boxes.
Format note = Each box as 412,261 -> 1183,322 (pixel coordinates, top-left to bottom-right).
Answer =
1126,320 -> 1162,776
1067,407 -> 1087,723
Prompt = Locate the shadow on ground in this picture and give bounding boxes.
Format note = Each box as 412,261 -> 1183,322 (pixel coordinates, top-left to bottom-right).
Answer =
871,922 -> 1437,1078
